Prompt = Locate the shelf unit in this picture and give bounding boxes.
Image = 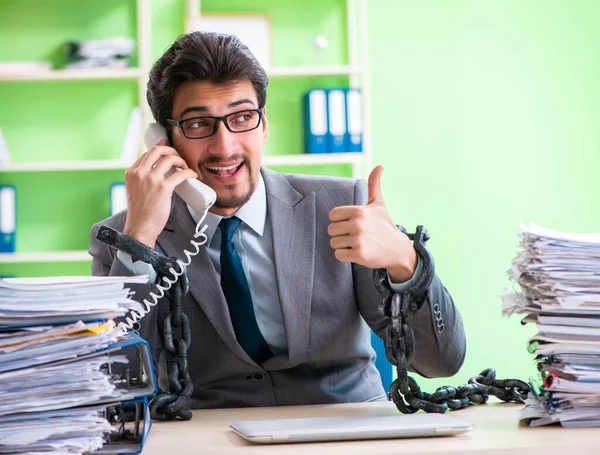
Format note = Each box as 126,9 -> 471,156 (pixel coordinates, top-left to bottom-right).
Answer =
0,0 -> 152,271
0,0 -> 371,268
186,0 -> 371,180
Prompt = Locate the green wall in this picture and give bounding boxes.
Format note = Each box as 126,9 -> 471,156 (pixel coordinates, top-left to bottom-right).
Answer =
2,0 -> 600,390
368,0 -> 600,389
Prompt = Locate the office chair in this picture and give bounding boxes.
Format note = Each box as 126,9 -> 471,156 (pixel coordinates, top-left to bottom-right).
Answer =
371,331 -> 394,392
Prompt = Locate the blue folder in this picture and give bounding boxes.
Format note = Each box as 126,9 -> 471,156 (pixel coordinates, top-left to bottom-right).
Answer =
303,89 -> 329,154
345,88 -> 363,152
326,89 -> 349,153
0,185 -> 16,253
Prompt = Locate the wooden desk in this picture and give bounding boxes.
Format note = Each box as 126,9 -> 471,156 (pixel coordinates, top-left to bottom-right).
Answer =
142,401 -> 599,455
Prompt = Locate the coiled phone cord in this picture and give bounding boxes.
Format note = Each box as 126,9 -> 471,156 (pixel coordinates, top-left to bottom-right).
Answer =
116,212 -> 209,335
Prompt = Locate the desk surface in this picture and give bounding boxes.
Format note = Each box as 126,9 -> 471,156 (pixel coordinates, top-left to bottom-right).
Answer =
142,400 -> 599,455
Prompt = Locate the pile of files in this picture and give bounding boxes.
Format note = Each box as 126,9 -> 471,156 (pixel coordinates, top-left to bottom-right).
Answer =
0,275 -> 156,454
63,37 -> 135,70
502,223 -> 600,427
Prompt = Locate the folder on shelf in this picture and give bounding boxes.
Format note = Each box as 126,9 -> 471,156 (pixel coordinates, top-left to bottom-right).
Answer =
303,89 -> 328,154
0,185 -> 16,253
121,107 -> 142,163
111,182 -> 128,216
327,89 -> 349,153
346,88 -> 363,153
0,127 -> 11,165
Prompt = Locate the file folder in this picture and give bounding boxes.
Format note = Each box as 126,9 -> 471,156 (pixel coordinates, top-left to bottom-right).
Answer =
0,127 -> 10,165
0,185 -> 16,253
97,398 -> 152,454
0,398 -> 152,455
73,333 -> 158,402
346,88 -> 363,152
327,89 -> 349,153
111,182 -> 127,216
304,89 -> 328,154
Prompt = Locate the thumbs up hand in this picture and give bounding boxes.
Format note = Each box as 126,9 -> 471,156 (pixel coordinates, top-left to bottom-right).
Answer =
328,165 -> 418,283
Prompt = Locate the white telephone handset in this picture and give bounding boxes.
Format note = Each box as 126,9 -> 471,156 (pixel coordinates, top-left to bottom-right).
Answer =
118,123 -> 215,335
144,123 -> 216,213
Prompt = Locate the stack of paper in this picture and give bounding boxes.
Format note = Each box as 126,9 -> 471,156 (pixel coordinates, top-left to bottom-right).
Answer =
0,275 -> 154,454
502,223 -> 600,427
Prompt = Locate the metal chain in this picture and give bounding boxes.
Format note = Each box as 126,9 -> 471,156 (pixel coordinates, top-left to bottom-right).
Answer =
148,258 -> 194,421
96,226 -> 194,420
373,225 -> 530,414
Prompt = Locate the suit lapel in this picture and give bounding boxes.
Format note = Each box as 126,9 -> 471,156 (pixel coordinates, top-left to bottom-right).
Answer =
263,169 -> 316,367
156,195 -> 253,363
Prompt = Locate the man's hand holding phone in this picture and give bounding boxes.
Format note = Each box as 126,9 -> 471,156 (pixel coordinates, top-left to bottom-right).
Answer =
123,136 -> 197,248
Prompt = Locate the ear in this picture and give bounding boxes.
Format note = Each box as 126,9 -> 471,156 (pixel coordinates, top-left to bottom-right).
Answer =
261,106 -> 269,142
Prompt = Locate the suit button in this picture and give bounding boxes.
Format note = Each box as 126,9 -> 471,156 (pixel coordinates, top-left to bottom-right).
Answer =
252,373 -> 265,380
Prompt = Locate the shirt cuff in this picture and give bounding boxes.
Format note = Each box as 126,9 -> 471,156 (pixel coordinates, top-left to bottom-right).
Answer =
117,250 -> 158,284
387,254 -> 423,292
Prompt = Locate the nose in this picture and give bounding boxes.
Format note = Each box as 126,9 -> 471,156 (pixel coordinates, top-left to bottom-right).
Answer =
208,119 -> 237,155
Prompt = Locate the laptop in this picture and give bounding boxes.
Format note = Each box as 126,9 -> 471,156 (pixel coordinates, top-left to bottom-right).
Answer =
230,413 -> 473,444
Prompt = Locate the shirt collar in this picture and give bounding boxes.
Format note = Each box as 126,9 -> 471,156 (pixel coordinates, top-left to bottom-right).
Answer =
186,173 -> 267,244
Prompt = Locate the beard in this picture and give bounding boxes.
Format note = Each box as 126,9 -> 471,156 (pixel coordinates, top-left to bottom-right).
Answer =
198,153 -> 257,210
214,178 -> 256,209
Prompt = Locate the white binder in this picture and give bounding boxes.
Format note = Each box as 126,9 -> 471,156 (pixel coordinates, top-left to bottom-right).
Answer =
346,89 -> 363,152
110,183 -> 127,216
0,186 -> 16,253
327,89 -> 348,153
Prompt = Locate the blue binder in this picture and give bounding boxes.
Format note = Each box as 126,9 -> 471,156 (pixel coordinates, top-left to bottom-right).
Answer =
0,185 -> 16,253
0,333 -> 157,454
345,88 -> 363,152
326,89 -> 349,153
303,89 -> 329,154
97,398 -> 152,454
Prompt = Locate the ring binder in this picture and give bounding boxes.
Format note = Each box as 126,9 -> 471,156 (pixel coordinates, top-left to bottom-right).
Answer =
0,185 -> 16,253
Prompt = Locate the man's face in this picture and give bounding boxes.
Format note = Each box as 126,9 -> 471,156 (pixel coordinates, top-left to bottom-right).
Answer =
170,80 -> 268,216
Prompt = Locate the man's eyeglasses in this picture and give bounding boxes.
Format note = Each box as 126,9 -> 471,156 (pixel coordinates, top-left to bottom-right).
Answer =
167,108 -> 263,139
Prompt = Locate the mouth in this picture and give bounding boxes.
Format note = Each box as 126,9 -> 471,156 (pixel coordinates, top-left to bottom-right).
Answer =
204,160 -> 245,181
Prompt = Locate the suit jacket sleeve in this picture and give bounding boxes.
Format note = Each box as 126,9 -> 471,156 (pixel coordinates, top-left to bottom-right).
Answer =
89,221 -> 164,363
351,180 -> 467,378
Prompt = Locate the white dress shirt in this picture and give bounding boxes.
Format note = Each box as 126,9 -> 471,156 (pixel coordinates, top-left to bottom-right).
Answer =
117,175 -> 422,354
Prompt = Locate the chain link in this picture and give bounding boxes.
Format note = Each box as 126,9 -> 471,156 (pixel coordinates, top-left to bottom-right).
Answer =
374,225 -> 530,414
149,258 -> 194,421
95,226 -> 194,421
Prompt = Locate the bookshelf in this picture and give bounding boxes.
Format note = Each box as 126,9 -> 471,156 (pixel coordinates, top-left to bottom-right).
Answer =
0,0 -> 150,273
0,0 -> 371,272
186,0 -> 371,179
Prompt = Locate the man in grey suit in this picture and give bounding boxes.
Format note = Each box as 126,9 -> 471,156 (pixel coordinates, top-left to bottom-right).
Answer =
89,31 -> 466,409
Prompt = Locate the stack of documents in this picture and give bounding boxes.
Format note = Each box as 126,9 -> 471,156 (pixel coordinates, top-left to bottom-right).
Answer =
502,223 -> 600,427
63,37 -> 135,69
0,275 -> 156,454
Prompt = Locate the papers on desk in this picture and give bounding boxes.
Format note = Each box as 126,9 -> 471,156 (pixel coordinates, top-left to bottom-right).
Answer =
0,275 -> 155,455
503,223 -> 600,427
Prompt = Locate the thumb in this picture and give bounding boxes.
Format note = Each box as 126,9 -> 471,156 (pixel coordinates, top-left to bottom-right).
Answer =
367,165 -> 384,204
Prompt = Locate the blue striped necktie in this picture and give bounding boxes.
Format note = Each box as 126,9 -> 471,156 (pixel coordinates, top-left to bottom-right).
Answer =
219,216 -> 272,364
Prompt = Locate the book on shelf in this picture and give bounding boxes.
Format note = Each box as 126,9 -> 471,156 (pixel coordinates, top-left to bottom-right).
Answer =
121,107 -> 143,163
0,127 -> 11,165
303,88 -> 363,154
